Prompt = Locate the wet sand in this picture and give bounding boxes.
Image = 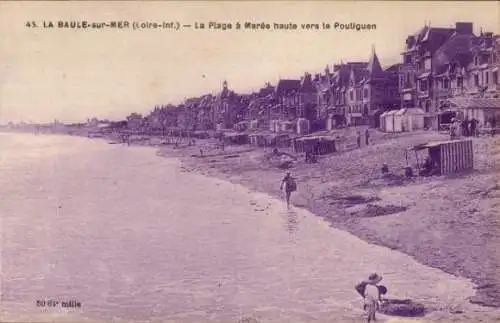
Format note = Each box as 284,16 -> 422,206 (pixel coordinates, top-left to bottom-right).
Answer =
154,129 -> 500,312
1,133 -> 499,322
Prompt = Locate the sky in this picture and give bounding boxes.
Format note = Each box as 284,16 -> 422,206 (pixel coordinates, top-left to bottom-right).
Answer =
0,1 -> 498,124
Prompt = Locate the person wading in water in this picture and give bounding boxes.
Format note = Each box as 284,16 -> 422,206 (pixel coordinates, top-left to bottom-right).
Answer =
280,171 -> 297,208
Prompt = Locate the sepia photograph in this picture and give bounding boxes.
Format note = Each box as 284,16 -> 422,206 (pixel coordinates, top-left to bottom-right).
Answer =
0,1 -> 499,322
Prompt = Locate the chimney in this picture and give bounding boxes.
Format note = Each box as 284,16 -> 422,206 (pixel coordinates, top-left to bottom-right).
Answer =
455,22 -> 473,35
484,32 -> 494,47
406,36 -> 415,49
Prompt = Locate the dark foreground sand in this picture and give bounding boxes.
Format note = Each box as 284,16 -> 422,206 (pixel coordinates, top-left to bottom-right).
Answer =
148,129 -> 500,310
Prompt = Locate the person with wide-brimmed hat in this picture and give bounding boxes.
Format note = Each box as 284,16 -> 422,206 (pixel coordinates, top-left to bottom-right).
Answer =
355,273 -> 383,323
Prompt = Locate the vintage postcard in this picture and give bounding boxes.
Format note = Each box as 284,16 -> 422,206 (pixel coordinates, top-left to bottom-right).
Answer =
0,1 -> 499,322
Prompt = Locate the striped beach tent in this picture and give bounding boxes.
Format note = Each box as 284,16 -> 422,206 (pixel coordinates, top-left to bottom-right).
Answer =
437,139 -> 474,175
407,139 -> 474,176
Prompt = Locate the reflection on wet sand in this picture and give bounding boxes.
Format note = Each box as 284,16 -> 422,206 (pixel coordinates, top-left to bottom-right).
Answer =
284,209 -> 299,235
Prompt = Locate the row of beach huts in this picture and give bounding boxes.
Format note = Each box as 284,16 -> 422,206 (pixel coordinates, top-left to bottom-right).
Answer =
379,108 -> 426,133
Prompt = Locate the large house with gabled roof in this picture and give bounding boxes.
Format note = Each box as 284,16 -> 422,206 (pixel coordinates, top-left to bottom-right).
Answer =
269,73 -> 318,132
399,21 -> 499,129
344,48 -> 401,126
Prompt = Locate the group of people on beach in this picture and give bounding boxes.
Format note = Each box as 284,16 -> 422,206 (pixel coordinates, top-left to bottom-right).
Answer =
449,116 -> 500,139
449,117 -> 479,139
357,128 -> 370,148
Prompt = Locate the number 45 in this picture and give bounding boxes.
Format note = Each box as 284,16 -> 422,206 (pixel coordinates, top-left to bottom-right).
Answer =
26,21 -> 37,28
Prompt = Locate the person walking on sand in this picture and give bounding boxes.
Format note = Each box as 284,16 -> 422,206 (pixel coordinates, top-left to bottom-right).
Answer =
280,171 -> 297,208
491,117 -> 497,137
357,131 -> 361,148
461,117 -> 470,137
364,128 -> 370,146
470,118 -> 478,137
355,273 -> 383,323
450,118 -> 460,140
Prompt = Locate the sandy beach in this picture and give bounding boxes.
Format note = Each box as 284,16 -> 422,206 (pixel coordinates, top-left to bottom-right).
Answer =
152,129 -> 500,311
0,132 -> 499,323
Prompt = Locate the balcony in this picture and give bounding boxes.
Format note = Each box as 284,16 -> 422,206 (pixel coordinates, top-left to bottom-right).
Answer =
417,90 -> 429,99
399,65 -> 417,73
400,81 -> 415,92
435,88 -> 452,98
451,87 -> 466,97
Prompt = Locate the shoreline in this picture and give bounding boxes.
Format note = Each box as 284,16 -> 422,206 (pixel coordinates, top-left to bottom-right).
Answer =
3,130 -> 500,311
145,130 -> 500,310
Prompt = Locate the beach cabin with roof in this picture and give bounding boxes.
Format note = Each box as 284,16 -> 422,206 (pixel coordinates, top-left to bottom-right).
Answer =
406,139 -> 474,176
395,108 -> 425,132
447,97 -> 500,126
380,110 -> 398,132
379,111 -> 388,131
293,135 -> 337,155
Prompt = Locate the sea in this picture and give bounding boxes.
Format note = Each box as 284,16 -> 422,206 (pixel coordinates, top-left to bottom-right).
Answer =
0,132 -> 480,323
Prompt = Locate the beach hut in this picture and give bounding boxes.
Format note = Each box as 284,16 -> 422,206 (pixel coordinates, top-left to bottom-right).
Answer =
448,97 -> 500,126
224,133 -> 249,145
234,121 -> 250,132
394,108 -> 425,132
248,132 -> 277,147
281,121 -> 295,132
406,139 -> 474,176
270,120 -> 284,133
293,136 -> 336,155
394,110 -> 405,132
379,111 -> 388,131
400,108 -> 425,132
381,110 -> 398,132
248,134 -> 265,147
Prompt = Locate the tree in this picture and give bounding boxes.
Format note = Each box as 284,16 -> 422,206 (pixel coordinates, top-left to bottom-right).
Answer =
126,113 -> 144,132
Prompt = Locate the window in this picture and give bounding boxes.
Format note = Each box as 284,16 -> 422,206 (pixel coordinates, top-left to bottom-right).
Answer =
474,56 -> 478,65
350,90 -> 354,101
457,77 -> 463,88
419,80 -> 428,92
481,54 -> 489,65
485,71 -> 489,85
425,100 -> 431,113
406,73 -> 410,84
474,74 -> 479,86
443,79 -> 449,89
424,58 -> 431,70
363,88 -> 369,98
418,61 -> 424,71
404,55 -> 411,64
494,71 -> 498,84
